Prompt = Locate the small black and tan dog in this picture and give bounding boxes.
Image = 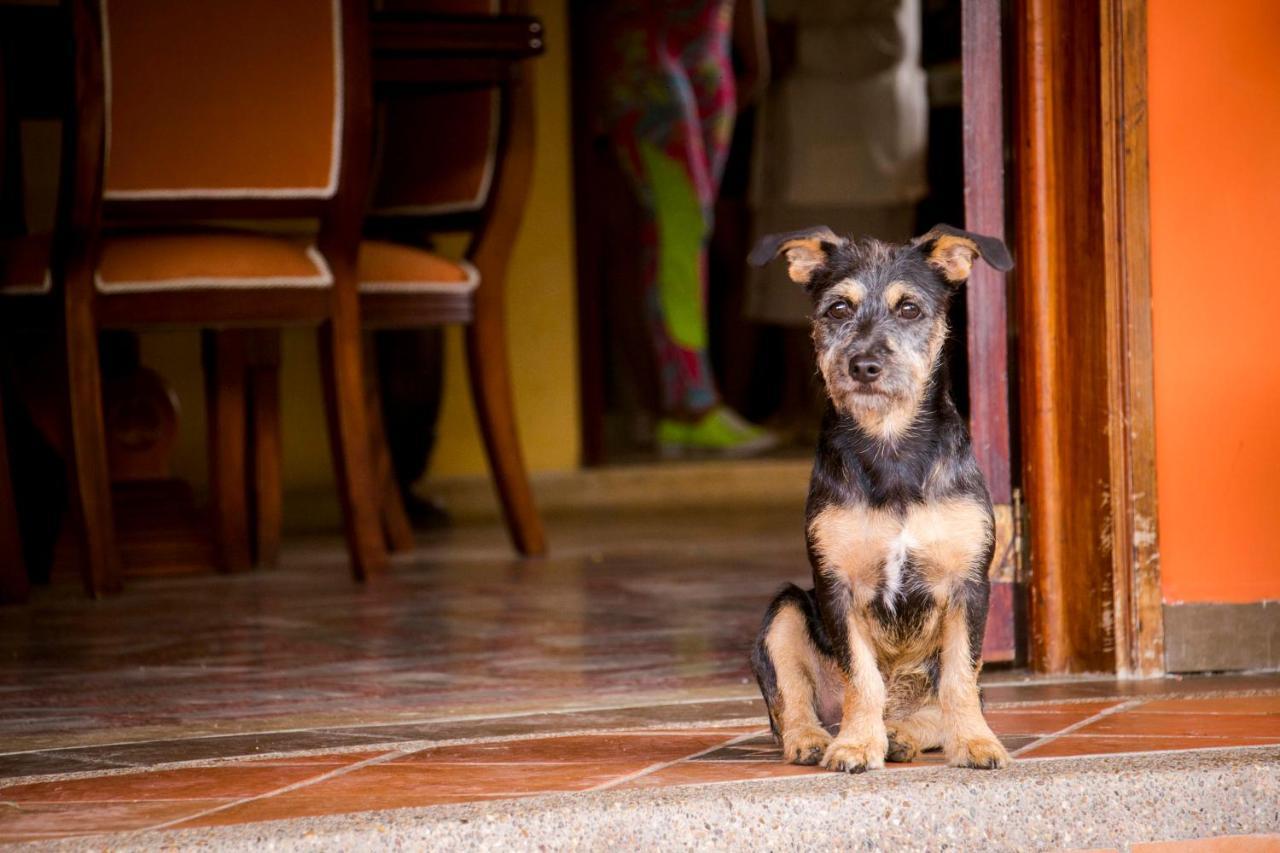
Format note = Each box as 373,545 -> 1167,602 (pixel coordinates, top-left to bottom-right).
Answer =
747,224 -> 1013,773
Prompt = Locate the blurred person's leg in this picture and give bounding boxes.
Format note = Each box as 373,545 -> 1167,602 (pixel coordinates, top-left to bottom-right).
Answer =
604,0 -> 774,455
679,0 -> 737,191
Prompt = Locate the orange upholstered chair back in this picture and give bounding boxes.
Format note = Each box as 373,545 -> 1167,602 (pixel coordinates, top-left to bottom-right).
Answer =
101,0 -> 343,199
370,0 -> 500,216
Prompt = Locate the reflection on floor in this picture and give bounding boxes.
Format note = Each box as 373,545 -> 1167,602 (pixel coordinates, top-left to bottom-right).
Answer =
1,509 -> 1278,847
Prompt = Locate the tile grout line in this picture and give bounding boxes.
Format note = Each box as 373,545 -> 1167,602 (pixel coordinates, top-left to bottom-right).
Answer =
1011,698 -> 1148,758
124,745 -> 425,837
584,729 -> 771,794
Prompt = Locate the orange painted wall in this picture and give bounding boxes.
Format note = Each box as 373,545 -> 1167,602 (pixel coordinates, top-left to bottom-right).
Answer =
1148,0 -> 1280,603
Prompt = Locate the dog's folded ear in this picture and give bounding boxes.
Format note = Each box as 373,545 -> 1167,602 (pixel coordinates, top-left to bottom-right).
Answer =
915,224 -> 1014,284
748,226 -> 844,285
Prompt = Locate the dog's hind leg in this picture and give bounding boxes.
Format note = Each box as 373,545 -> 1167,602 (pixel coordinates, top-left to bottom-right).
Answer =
751,585 -> 835,765
884,668 -> 944,763
886,703 -> 944,762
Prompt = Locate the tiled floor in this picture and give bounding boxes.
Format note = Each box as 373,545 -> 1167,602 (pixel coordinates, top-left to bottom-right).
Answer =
2,508 -> 1278,847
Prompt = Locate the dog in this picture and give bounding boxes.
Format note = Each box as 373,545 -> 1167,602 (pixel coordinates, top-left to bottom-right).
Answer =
747,224 -> 1014,773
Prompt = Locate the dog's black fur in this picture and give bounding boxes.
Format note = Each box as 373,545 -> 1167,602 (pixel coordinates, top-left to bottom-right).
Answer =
747,225 -> 1014,773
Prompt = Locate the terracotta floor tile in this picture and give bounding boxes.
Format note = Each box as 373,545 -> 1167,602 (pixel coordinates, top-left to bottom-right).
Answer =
0,762 -> 355,804
981,674 -> 1280,707
1130,834 -> 1280,852
1019,734 -> 1280,759
174,760 -> 658,828
691,734 -> 783,762
617,760 -> 826,789
391,730 -> 752,765
1136,695 -> 1280,715
1078,711 -> 1280,738
984,704 -> 1122,736
986,700 -> 1121,716
0,798 -> 233,842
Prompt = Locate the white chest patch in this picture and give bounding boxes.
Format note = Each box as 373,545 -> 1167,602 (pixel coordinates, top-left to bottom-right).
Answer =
880,527 -> 918,613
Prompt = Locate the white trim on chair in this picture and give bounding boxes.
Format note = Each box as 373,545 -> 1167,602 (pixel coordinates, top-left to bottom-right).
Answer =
100,0 -> 344,201
358,258 -> 480,294
95,246 -> 334,293
0,270 -> 52,296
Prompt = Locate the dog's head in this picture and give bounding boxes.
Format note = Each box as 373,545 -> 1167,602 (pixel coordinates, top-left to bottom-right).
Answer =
749,224 -> 1012,441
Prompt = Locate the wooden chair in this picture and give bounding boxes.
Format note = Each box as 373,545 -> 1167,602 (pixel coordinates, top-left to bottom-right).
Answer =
246,0 -> 548,558
30,0 -> 388,594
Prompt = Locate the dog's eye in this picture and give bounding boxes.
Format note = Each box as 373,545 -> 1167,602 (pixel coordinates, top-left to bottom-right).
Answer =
826,301 -> 853,321
898,301 -> 922,320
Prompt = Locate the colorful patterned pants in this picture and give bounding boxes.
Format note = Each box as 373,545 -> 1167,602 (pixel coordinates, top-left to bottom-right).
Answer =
602,0 -> 736,415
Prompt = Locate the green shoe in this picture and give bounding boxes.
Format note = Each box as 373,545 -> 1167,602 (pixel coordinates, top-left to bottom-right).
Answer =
656,406 -> 779,457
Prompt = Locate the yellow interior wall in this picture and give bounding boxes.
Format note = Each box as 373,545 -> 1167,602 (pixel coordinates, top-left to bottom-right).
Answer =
140,0 -> 580,494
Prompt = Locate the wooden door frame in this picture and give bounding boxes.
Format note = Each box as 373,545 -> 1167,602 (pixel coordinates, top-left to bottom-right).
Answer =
1013,0 -> 1163,676
961,0 -> 1020,666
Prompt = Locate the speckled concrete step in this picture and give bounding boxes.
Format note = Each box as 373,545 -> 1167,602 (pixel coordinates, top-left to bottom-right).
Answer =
40,746 -> 1280,852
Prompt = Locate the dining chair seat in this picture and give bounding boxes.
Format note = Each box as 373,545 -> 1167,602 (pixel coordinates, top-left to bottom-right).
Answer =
95,233 -> 331,293
3,232 -> 333,296
357,240 -> 478,293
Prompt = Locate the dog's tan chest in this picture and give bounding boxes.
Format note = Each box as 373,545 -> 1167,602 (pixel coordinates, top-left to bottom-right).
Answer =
808,499 -> 991,607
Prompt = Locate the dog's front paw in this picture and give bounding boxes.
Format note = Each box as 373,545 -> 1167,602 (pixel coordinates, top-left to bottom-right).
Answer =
780,725 -> 832,765
821,735 -> 886,774
884,727 -> 919,763
947,736 -> 1010,770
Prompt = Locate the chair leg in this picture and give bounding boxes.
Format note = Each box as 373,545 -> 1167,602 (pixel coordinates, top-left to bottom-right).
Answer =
202,331 -> 252,573
0,383 -> 30,604
465,316 -> 546,557
63,297 -> 122,596
362,339 -> 415,554
244,331 -> 283,569
318,316 -> 387,580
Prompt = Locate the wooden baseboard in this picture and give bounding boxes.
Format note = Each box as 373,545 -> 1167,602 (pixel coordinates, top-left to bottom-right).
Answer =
1163,601 -> 1280,673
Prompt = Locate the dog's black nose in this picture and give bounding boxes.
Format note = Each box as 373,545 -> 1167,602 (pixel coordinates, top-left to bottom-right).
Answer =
849,355 -> 882,383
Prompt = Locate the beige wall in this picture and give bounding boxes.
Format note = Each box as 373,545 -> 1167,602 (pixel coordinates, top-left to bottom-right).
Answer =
141,0 -> 580,495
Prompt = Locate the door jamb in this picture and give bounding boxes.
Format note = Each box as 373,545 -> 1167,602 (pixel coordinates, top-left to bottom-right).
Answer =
1013,0 -> 1164,675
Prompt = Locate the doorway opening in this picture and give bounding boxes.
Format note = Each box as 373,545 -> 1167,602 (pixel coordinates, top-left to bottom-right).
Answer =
568,0 -> 1022,665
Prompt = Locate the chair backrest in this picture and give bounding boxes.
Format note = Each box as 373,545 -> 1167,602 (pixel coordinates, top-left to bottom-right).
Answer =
369,0 -> 501,218
371,89 -> 497,217
100,0 -> 344,201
